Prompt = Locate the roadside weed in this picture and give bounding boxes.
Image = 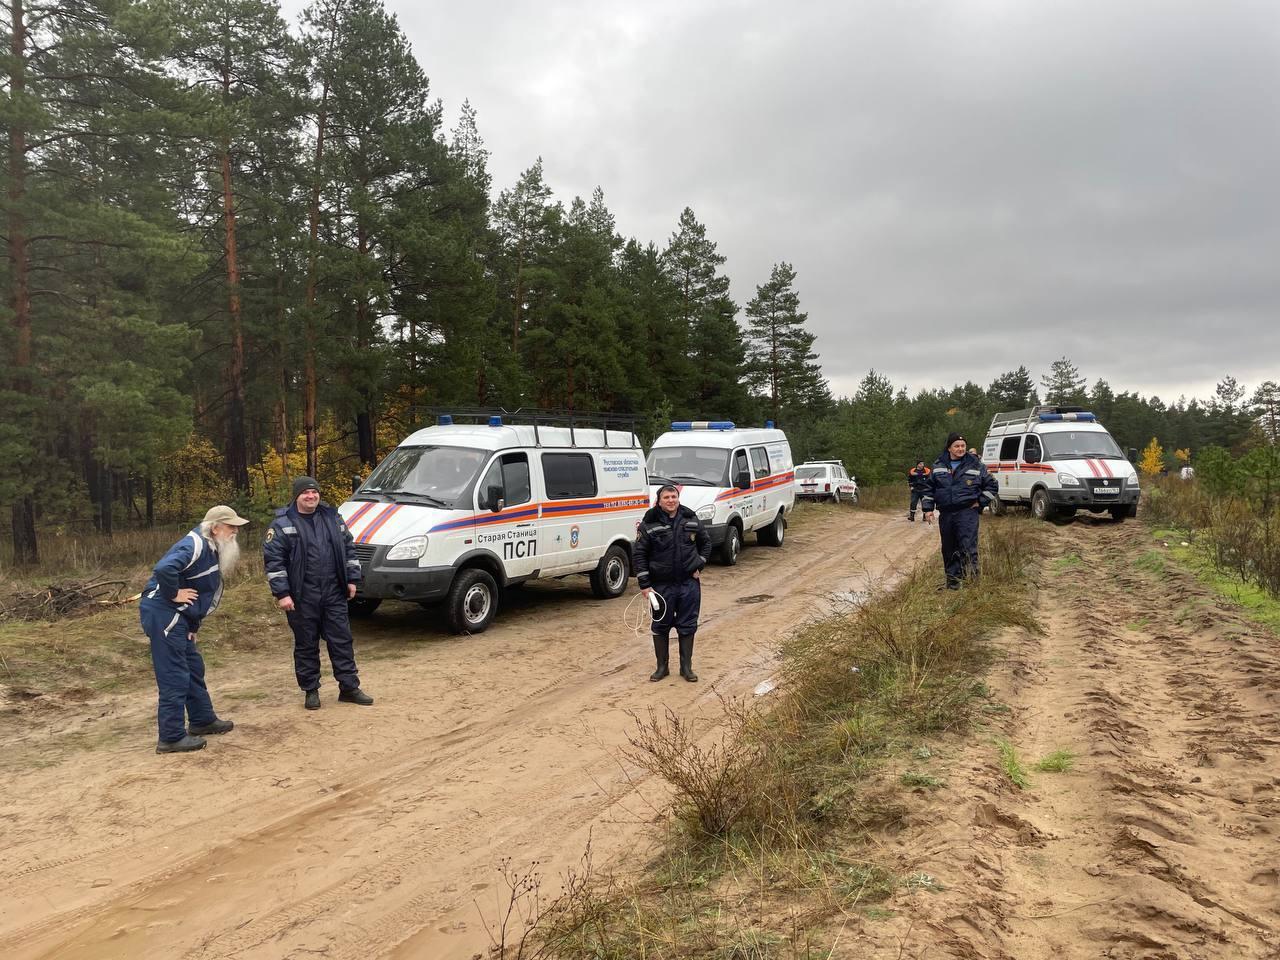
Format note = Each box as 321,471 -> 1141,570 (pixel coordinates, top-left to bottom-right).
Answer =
1034,749 -> 1077,773
996,738 -> 1031,789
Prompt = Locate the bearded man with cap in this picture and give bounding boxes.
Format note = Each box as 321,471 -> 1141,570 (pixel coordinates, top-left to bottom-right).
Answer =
921,433 -> 999,589
264,477 -> 373,710
141,505 -> 248,753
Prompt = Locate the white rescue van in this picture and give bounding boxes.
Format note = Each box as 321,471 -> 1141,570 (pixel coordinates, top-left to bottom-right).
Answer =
341,411 -> 648,633
982,406 -> 1140,521
646,421 -> 795,565
794,460 -> 858,503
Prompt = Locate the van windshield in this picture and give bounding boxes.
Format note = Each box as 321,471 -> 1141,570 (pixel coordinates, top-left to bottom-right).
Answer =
1041,432 -> 1124,460
359,446 -> 487,506
647,447 -> 729,486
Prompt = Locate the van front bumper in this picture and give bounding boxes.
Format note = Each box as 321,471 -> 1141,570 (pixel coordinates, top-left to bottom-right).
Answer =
1047,488 -> 1140,512
356,563 -> 454,603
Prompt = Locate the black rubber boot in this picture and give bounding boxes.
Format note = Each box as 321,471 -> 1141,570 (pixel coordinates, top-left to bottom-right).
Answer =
304,689 -> 321,710
650,633 -> 669,681
156,734 -> 206,754
189,718 -> 234,736
677,633 -> 698,682
338,687 -> 374,705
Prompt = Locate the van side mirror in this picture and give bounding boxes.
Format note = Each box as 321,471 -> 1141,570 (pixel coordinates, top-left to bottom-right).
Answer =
482,484 -> 504,513
1127,447 -> 1137,463
734,469 -> 752,490
351,475 -> 362,494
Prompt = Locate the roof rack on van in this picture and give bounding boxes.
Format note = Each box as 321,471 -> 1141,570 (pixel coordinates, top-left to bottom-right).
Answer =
429,407 -> 639,449
989,405 -> 1096,431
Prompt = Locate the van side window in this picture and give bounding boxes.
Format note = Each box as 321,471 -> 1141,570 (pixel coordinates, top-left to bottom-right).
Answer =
999,436 -> 1021,460
502,454 -> 531,505
1022,435 -> 1042,461
749,447 -> 770,476
733,449 -> 750,481
541,453 -> 596,499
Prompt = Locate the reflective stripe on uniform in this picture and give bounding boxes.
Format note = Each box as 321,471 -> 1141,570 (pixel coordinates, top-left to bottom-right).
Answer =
190,563 -> 220,580
180,531 -> 203,571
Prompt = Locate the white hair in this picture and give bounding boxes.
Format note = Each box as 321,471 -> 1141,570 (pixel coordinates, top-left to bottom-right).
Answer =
200,519 -> 241,576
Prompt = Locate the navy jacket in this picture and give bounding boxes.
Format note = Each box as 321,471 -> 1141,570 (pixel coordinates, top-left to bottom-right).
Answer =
907,466 -> 932,494
263,503 -> 362,603
922,452 -> 999,514
634,504 -> 710,588
141,528 -> 224,633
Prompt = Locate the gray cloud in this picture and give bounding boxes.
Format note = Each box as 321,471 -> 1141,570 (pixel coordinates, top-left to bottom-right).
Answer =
284,0 -> 1280,403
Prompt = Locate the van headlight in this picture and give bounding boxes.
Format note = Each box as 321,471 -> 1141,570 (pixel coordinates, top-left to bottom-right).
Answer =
386,535 -> 428,560
696,504 -> 716,521
1057,473 -> 1081,486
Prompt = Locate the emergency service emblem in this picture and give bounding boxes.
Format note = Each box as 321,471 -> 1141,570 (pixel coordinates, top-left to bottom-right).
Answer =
265,528 -> 275,543
569,525 -> 580,548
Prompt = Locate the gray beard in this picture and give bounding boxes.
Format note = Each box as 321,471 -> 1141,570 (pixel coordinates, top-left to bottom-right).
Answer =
216,536 -> 241,577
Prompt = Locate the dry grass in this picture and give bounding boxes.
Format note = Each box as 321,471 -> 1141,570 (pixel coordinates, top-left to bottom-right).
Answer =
516,516 -> 1042,957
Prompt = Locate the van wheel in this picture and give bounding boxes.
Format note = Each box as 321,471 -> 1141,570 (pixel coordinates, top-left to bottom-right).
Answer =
719,524 -> 743,566
1030,489 -> 1055,521
348,597 -> 381,617
850,490 -> 859,505
447,569 -> 498,634
830,490 -> 840,504
590,545 -> 630,599
757,511 -> 785,547
990,495 -> 1005,516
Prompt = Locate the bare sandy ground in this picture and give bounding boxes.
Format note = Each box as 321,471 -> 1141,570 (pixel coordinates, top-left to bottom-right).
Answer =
849,518 -> 1280,959
0,507 -> 934,960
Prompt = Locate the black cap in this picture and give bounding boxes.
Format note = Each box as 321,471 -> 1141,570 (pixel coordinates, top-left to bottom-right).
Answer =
946,432 -> 965,448
292,476 -> 321,500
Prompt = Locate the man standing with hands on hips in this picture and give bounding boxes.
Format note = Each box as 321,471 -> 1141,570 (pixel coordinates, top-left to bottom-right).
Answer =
921,433 -> 999,589
264,477 -> 374,709
634,484 -> 711,682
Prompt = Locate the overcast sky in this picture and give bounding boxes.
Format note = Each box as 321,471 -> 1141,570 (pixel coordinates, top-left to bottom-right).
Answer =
283,0 -> 1279,404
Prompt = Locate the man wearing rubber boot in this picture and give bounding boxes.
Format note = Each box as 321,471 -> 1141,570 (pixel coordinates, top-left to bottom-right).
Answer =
921,433 -> 999,589
264,477 -> 374,710
141,505 -> 248,753
634,484 -> 711,682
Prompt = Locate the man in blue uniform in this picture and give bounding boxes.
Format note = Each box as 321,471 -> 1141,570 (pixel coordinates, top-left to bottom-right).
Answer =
921,433 -> 999,589
264,477 -> 373,710
141,505 -> 248,753
634,484 -> 711,682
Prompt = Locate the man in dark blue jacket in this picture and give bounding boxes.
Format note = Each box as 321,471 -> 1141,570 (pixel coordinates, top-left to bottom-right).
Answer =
922,433 -> 999,589
141,505 -> 248,753
264,477 -> 373,710
634,485 -> 711,682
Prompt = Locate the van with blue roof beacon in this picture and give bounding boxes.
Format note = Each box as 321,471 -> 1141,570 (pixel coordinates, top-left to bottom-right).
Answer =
646,421 -> 795,565
981,406 -> 1140,522
339,410 -> 648,633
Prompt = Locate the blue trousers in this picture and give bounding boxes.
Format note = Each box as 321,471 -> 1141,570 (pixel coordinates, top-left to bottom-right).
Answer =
938,508 -> 981,586
909,491 -> 925,516
142,600 -> 216,743
287,581 -> 360,692
651,579 -> 701,637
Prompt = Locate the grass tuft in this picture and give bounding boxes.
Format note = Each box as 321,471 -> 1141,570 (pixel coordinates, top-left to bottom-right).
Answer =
1034,749 -> 1077,773
996,738 -> 1031,789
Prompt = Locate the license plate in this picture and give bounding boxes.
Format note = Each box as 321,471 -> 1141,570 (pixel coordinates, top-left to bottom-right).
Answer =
1094,487 -> 1119,495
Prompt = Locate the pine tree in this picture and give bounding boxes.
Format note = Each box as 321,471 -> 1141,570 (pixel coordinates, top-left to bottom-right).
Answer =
1251,381 -> 1280,445
1040,357 -> 1087,406
661,208 -> 752,422
743,262 -> 830,423
987,366 -> 1037,409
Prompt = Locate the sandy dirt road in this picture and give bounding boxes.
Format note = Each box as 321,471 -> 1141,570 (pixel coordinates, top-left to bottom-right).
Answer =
852,518 -> 1280,959
0,507 -> 935,960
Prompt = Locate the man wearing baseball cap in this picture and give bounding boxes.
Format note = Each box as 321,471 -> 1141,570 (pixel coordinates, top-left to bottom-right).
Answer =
263,477 -> 373,710
920,432 -> 999,589
141,504 -> 249,753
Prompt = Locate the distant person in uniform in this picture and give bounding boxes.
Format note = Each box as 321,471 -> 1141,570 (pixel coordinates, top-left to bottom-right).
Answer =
922,433 -> 999,589
634,484 -> 711,682
906,459 -> 932,521
141,505 -> 248,753
264,477 -> 374,710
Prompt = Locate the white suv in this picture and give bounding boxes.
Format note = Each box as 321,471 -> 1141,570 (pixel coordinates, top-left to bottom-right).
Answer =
794,461 -> 858,504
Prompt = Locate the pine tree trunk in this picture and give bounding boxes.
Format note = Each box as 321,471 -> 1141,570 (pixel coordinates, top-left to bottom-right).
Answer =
220,135 -> 249,492
355,225 -> 377,468
302,81 -> 329,479
145,474 -> 154,529
99,466 -> 113,539
7,0 -> 37,564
